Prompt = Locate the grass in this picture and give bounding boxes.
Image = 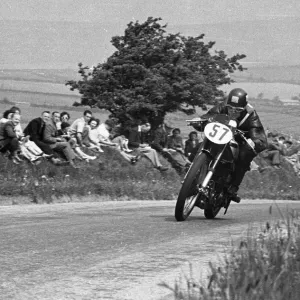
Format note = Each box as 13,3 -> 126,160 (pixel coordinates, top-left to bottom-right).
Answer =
0,88 -> 300,203
0,147 -> 180,204
0,142 -> 300,205
162,206 -> 300,300
0,79 -> 79,95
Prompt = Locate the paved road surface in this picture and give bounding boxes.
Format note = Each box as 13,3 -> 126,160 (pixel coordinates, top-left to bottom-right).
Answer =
0,200 -> 299,300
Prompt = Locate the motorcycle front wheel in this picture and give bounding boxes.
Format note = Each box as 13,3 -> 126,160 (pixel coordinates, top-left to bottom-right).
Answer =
175,152 -> 209,221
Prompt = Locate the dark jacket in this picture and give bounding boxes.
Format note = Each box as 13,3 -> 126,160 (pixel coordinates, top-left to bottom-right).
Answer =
184,139 -> 200,157
201,103 -> 268,153
167,135 -> 184,150
0,121 -> 17,142
23,117 -> 45,142
43,120 -> 59,144
127,127 -> 143,148
149,127 -> 168,152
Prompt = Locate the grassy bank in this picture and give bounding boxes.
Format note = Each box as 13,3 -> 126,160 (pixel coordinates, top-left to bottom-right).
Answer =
0,146 -> 299,204
0,147 -> 180,204
164,206 -> 300,300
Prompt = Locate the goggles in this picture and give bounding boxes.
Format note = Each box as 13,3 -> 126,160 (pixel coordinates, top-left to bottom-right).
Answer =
226,105 -> 245,113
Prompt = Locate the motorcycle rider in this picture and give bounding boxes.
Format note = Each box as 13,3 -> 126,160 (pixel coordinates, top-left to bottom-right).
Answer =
197,88 -> 268,203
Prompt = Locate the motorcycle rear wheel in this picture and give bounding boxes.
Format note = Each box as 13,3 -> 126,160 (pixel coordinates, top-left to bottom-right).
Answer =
175,152 -> 209,221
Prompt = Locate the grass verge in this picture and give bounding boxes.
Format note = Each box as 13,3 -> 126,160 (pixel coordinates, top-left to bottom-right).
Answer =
162,205 -> 300,300
0,147 -> 299,205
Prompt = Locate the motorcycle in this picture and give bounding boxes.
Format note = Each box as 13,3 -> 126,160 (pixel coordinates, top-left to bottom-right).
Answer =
174,114 -> 256,221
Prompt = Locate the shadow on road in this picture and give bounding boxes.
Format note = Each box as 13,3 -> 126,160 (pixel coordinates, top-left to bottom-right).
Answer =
150,215 -> 234,222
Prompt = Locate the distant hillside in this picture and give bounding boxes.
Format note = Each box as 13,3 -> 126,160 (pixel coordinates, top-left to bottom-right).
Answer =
1,17 -> 299,69
231,65 -> 300,84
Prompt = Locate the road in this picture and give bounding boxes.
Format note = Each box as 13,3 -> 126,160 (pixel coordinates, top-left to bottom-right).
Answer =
0,200 -> 299,300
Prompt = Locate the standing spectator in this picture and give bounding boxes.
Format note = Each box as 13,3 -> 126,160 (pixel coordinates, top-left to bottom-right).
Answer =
184,131 -> 200,162
69,110 -> 92,147
127,120 -> 168,171
0,113 -> 22,164
43,112 -> 79,168
24,111 -> 64,165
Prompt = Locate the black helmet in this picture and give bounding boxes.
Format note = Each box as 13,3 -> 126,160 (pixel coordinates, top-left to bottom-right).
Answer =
226,88 -> 248,108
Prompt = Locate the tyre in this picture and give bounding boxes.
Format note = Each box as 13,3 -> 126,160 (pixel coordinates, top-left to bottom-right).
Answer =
175,152 -> 209,221
204,203 -> 222,219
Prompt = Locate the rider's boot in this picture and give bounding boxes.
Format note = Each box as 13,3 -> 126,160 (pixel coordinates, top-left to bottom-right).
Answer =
227,185 -> 241,203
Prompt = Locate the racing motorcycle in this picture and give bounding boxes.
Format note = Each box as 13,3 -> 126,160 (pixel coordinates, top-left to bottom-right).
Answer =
174,114 -> 256,221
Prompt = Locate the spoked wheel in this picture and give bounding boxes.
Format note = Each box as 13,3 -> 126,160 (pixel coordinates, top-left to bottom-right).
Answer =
175,153 -> 209,221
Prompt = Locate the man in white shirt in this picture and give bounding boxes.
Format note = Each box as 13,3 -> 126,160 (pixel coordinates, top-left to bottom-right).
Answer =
69,110 -> 92,147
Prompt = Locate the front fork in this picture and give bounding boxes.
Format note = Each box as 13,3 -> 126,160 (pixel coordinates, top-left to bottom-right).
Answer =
198,144 -> 227,196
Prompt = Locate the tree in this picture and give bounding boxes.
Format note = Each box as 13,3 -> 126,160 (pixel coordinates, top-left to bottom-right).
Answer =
66,17 -> 246,128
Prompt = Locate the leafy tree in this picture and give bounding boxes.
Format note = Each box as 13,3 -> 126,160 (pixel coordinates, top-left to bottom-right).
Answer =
67,17 -> 246,127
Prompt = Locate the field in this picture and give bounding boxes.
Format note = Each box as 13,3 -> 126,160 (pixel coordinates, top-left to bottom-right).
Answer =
0,69 -> 80,83
0,79 -> 79,96
221,82 -> 300,100
2,79 -> 300,139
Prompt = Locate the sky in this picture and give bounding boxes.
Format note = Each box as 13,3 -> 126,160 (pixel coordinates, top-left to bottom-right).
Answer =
1,0 -> 300,25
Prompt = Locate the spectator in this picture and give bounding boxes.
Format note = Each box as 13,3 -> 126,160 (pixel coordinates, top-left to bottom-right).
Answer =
1,111 -> 44,165
148,122 -> 191,174
24,111 -> 65,165
9,106 -> 52,164
282,140 -> 300,177
165,128 -> 191,173
69,110 -> 92,147
88,119 -> 139,164
43,111 -> 79,168
94,119 -> 131,152
184,131 -> 200,162
127,120 -> 168,171
59,121 -> 97,162
0,113 -> 22,164
260,132 -> 284,169
57,111 -> 71,134
0,110 -> 14,123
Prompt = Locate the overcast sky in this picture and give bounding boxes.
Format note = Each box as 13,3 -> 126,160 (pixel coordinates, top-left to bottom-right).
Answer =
1,0 -> 299,25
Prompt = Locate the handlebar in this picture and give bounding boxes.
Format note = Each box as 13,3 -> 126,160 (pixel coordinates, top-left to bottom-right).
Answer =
186,118 -> 257,155
235,129 -> 257,155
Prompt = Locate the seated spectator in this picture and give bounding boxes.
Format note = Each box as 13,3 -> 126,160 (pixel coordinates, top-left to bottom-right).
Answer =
57,111 -> 71,134
85,118 -> 105,152
43,111 -> 79,168
69,110 -> 92,147
89,118 -> 139,164
283,140 -> 300,177
24,111 -> 65,165
0,113 -> 23,164
165,128 -> 191,173
260,132 -> 285,169
184,131 -> 200,162
60,122 -> 97,162
0,110 -> 14,123
127,120 -> 168,171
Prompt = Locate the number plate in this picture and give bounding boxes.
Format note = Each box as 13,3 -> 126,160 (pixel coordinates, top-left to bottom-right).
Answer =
204,122 -> 233,144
